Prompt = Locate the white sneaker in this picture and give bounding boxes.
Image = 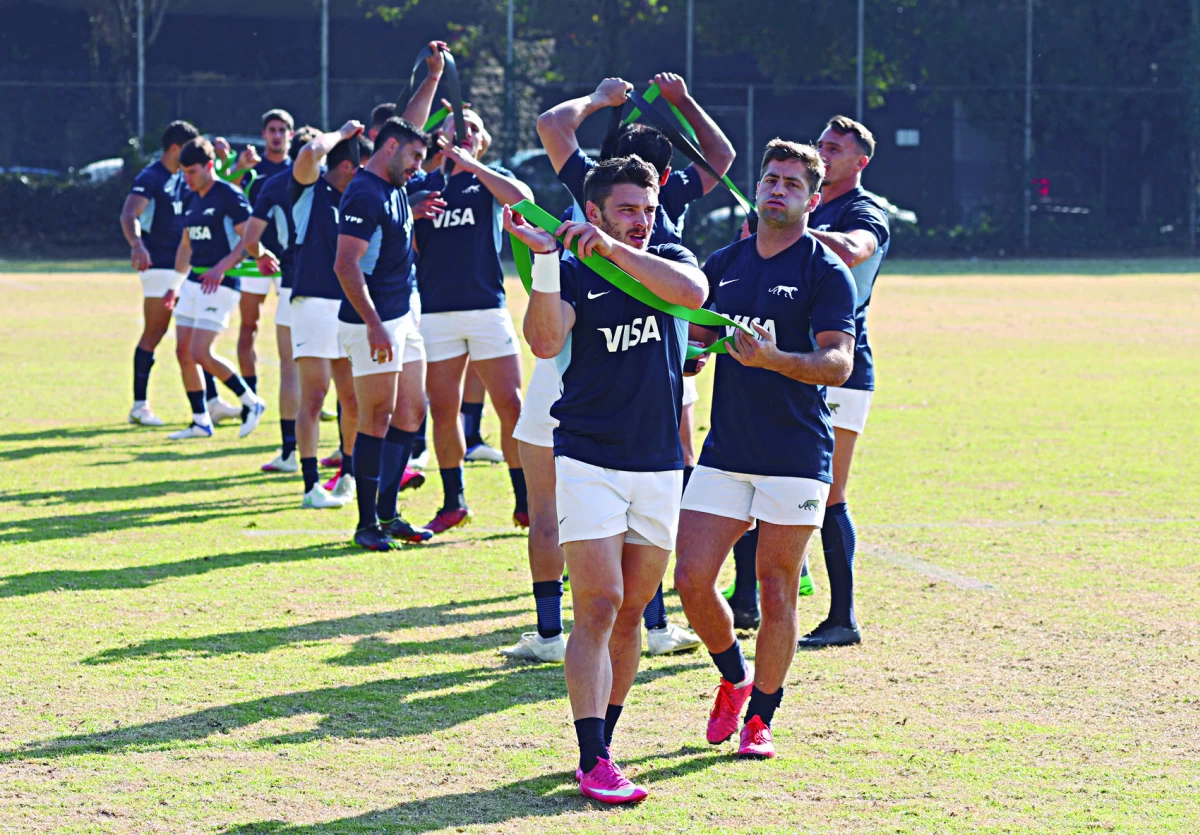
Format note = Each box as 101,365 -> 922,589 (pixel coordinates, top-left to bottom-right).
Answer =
646,622 -> 702,656
167,422 -> 214,440
331,473 -> 357,501
238,396 -> 268,438
208,398 -> 241,424
262,451 -> 299,473
499,631 -> 567,663
408,448 -> 430,470
464,442 -> 504,463
128,404 -> 164,426
319,407 -> 338,422
302,484 -> 347,509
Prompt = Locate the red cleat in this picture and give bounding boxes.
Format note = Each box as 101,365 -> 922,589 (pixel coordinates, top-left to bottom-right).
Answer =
737,715 -> 775,758
513,510 -> 530,528
707,669 -> 754,745
423,507 -> 470,533
578,757 -> 647,804
399,466 -> 425,492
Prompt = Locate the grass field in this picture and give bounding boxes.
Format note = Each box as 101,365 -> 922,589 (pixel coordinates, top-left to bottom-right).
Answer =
1,261 -> 1198,834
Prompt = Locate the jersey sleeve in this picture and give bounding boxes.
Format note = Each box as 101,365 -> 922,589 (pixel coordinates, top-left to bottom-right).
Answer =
403,168 -> 428,194
129,166 -> 162,199
810,259 -> 858,337
841,199 -> 891,248
556,149 -> 595,208
557,256 -> 580,308
287,173 -> 309,205
338,185 -> 380,242
226,185 -> 252,226
660,165 -> 705,220
649,242 -> 700,269
251,178 -> 278,219
700,244 -> 733,311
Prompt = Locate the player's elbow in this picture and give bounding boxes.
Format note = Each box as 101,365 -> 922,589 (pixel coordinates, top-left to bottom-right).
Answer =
525,330 -> 562,360
536,110 -> 565,144
670,275 -> 708,310
830,349 -> 855,386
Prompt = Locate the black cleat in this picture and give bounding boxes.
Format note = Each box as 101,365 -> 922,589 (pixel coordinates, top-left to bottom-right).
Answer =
380,516 -> 433,544
797,619 -> 861,649
353,525 -> 396,552
731,603 -> 761,631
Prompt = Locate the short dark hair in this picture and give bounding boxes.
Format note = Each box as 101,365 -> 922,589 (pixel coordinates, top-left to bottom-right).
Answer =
289,126 -> 321,162
759,138 -> 825,194
160,120 -> 199,152
612,124 -> 672,177
262,109 -> 294,131
328,134 -> 374,169
825,115 -> 875,159
371,102 -> 397,130
583,155 -> 660,209
374,117 -> 430,152
178,137 -> 216,168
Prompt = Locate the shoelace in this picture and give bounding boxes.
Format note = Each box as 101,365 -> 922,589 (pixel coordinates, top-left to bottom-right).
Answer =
709,683 -> 734,719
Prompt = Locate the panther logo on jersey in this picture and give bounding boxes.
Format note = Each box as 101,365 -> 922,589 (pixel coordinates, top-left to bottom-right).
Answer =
769,285 -> 798,299
432,208 -> 476,229
598,316 -> 662,352
188,226 -> 213,240
202,208 -> 216,216
463,184 -> 481,194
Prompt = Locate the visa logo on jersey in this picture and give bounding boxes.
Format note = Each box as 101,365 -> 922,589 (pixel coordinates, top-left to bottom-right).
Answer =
721,314 -> 776,339
431,207 -> 476,229
597,316 -> 662,352
188,226 -> 213,241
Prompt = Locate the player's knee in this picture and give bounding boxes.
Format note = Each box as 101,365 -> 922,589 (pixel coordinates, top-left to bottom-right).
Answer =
758,579 -> 797,620
492,390 -> 523,426
174,341 -> 193,365
572,586 -> 622,629
673,561 -> 702,601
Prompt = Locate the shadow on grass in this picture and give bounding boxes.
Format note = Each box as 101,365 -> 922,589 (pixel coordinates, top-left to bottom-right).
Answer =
216,746 -> 724,834
89,442 -> 279,467
0,471 -> 271,507
2,660 -> 705,762
0,541 -> 355,598
0,426 -> 131,445
83,594 -> 530,666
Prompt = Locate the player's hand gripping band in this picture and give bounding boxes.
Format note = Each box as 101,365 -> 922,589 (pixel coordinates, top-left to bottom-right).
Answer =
398,44 -> 466,143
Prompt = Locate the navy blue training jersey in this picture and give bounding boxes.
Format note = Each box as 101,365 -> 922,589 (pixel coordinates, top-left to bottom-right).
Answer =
557,149 -> 704,246
244,156 -> 290,207
414,165 -> 512,313
251,168 -> 295,289
129,160 -> 190,269
336,170 -> 419,324
808,187 -> 890,391
290,173 -> 345,301
699,234 -> 857,482
551,243 -> 697,472
183,180 -> 252,291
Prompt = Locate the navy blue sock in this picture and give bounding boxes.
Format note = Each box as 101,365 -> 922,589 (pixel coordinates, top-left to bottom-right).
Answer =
222,374 -> 246,397
710,640 -> 748,685
440,466 -> 465,511
412,411 -> 428,456
682,465 -> 694,492
204,371 -> 219,401
461,401 -> 483,446
133,347 -> 154,401
745,686 -> 784,727
336,400 -> 344,452
730,527 -> 759,610
574,717 -> 608,774
822,502 -> 858,627
280,419 -> 296,459
244,375 -> 258,394
642,584 -> 667,630
509,468 -> 527,513
604,703 -> 624,747
533,580 -> 563,638
186,390 -> 206,416
352,433 -> 383,530
801,559 -> 810,578
301,457 -> 319,493
377,426 -> 416,522
341,451 -> 353,477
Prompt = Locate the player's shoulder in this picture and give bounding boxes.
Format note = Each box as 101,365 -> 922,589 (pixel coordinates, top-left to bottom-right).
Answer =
131,160 -> 166,187
647,242 -> 698,267
841,187 -> 890,225
806,232 -> 855,281
706,236 -> 753,269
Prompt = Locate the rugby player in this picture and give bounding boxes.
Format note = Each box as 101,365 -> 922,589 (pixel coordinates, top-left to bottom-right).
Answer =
235,109 -> 295,399
533,72 -> 735,655
414,109 -> 533,532
674,140 -> 857,758
238,124 -> 320,473
167,137 -> 270,440
508,155 -> 708,803
333,116 -> 435,549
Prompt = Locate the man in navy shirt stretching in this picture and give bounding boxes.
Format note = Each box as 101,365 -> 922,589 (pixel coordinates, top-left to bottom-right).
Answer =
508,156 -> 708,804
674,140 -> 857,759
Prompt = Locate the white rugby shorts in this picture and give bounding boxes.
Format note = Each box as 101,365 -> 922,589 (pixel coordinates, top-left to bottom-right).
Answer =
420,308 -> 520,363
681,465 -> 831,528
291,297 -> 345,360
339,307 -> 424,378
555,456 -> 683,552
825,385 -> 873,435
139,268 -> 186,299
512,356 -> 560,448
174,280 -> 239,333
682,375 -> 700,407
240,275 -> 280,296
275,287 -> 292,328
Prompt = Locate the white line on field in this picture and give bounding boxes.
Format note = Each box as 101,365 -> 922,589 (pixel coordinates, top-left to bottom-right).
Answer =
861,545 -> 997,591
861,518 -> 1200,529
243,526 -> 520,537
0,277 -> 38,291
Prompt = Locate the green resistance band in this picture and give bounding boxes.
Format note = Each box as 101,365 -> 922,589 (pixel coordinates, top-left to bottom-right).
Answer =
195,260 -> 270,279
213,155 -> 258,192
423,106 -> 450,132
507,199 -> 748,358
622,82 -> 697,142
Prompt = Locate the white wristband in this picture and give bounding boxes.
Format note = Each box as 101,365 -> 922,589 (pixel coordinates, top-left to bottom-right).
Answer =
175,270 -> 189,282
530,252 -> 561,293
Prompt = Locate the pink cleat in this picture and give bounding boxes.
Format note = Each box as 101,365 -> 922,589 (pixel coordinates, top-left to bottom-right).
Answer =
737,715 -> 775,758
423,506 -> 470,534
578,757 -> 647,804
707,669 -> 754,745
399,466 -> 425,492
322,473 -> 342,492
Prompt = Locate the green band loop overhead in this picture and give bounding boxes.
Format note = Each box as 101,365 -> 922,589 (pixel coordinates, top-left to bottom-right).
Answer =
507,199 -> 746,358
622,83 -> 698,143
213,155 -> 257,191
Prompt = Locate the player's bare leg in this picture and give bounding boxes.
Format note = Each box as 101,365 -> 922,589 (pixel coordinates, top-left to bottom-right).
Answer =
470,354 -> 526,524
